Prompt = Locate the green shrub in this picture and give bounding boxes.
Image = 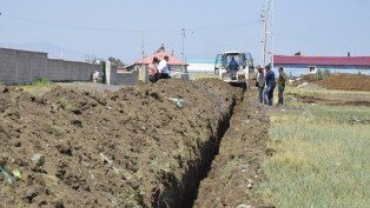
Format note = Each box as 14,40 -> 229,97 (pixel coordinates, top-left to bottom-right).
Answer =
323,68 -> 331,79
316,68 -> 323,80
30,78 -> 51,87
57,97 -> 74,111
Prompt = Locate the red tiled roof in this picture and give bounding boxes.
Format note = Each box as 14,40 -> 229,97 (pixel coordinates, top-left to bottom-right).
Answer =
135,51 -> 186,65
274,55 -> 370,67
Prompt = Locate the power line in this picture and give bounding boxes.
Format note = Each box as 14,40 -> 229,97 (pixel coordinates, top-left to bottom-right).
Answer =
189,20 -> 259,31
3,14 -> 180,34
2,13 -> 259,34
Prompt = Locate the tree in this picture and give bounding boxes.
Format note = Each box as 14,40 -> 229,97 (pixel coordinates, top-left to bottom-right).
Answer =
108,57 -> 125,66
316,68 -> 324,80
323,68 -> 331,79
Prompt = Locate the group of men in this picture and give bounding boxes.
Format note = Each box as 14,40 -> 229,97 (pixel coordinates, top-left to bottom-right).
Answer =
147,55 -> 171,83
147,55 -> 287,107
256,65 -> 287,107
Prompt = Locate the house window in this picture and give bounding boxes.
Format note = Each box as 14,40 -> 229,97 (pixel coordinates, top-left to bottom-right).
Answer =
309,66 -> 317,73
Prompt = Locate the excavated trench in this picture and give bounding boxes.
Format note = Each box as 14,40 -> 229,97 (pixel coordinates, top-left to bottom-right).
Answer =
151,89 -> 244,208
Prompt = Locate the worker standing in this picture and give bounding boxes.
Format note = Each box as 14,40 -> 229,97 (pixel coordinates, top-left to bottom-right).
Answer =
277,67 -> 287,106
256,66 -> 265,103
264,64 -> 276,106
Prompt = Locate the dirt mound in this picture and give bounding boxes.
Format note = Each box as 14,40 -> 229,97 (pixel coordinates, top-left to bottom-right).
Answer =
0,79 -> 239,208
0,79 -> 270,208
300,74 -> 317,82
289,73 -> 370,91
316,73 -> 370,91
288,93 -> 370,107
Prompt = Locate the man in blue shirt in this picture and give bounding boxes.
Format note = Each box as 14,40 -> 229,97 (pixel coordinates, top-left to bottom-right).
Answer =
264,64 -> 276,106
228,57 -> 239,72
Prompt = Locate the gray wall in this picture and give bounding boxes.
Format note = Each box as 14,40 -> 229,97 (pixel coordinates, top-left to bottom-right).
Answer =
0,48 -> 48,85
47,59 -> 101,82
114,70 -> 138,86
0,48 -> 137,86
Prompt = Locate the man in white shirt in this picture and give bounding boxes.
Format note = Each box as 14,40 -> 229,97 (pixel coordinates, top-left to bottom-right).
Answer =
158,56 -> 171,79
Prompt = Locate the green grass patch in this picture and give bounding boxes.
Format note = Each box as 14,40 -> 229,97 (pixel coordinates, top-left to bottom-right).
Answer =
44,123 -> 66,136
30,78 -> 52,87
21,78 -> 54,95
259,102 -> 370,207
57,97 -> 75,111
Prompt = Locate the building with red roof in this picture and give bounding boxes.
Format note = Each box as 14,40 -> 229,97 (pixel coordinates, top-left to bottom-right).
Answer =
128,45 -> 188,81
273,54 -> 370,75
274,54 -> 370,68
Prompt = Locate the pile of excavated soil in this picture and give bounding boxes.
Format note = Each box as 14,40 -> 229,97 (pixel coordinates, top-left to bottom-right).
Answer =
315,73 -> 370,91
0,79 -> 270,208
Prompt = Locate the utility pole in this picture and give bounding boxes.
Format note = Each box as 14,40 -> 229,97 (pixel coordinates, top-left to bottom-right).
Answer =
141,31 -> 145,59
181,28 -> 186,62
261,5 -> 267,67
261,0 -> 273,68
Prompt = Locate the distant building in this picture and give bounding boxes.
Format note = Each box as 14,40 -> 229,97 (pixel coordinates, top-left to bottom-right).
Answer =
116,66 -> 128,73
273,54 -> 370,76
187,59 -> 215,73
128,45 -> 188,81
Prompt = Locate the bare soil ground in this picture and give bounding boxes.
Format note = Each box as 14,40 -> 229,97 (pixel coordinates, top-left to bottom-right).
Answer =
291,73 -> 370,91
315,73 -> 370,91
0,79 -> 270,208
287,73 -> 370,106
287,93 -> 370,107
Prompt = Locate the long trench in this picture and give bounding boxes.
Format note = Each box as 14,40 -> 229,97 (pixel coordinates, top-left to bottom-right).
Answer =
152,89 -> 245,208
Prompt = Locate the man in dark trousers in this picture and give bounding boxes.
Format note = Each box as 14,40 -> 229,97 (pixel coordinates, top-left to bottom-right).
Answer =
264,64 -> 276,106
277,67 -> 287,106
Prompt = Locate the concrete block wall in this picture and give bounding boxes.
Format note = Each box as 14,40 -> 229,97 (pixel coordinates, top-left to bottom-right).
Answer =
0,48 -> 47,85
47,59 -> 101,82
114,70 -> 138,86
0,47 -> 136,86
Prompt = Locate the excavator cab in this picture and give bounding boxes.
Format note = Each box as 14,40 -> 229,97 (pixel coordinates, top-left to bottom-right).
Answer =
214,51 -> 254,90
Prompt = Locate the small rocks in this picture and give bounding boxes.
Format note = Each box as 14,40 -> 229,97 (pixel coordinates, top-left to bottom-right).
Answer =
31,153 -> 45,166
25,188 -> 39,203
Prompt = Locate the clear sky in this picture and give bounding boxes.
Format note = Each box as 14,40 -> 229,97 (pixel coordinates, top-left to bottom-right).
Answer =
1,0 -> 369,64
